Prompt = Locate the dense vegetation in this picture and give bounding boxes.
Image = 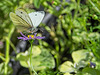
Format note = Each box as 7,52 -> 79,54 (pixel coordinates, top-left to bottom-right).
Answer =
0,0 -> 100,75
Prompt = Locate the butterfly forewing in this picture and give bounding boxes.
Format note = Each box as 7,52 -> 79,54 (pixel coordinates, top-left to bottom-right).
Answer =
10,12 -> 31,32
28,11 -> 45,28
15,8 -> 33,27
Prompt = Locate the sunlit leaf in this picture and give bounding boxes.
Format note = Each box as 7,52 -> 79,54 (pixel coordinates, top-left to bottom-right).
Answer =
72,50 -> 89,63
17,46 -> 55,71
64,72 -> 71,75
59,61 -> 75,73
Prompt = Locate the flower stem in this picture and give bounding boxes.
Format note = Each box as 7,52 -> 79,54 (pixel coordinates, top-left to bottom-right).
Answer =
29,40 -> 38,75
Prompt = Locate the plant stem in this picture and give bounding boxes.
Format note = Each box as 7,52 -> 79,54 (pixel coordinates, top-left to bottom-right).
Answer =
29,40 -> 38,75
4,25 -> 14,75
88,0 -> 100,13
4,38 -> 9,75
29,67 -> 32,75
55,41 -> 60,69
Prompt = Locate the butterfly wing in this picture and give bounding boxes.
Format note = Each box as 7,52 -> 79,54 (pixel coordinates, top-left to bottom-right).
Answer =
28,11 -> 45,28
15,8 -> 33,27
10,12 -> 31,32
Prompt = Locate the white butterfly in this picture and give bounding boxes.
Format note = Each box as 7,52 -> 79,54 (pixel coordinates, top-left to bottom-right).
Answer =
10,8 -> 45,33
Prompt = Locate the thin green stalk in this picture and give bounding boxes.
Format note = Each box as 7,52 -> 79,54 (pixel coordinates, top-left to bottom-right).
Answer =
29,40 -> 38,75
4,38 -> 10,75
88,0 -> 100,13
73,0 -> 80,20
10,40 -> 17,54
0,56 -> 5,61
55,41 -> 60,69
29,67 -> 32,75
55,53 -> 59,69
4,25 -> 14,75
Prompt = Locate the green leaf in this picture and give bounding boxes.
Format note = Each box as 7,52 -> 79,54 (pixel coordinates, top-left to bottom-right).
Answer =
59,61 -> 75,73
31,48 -> 55,71
82,67 -> 100,75
72,50 -> 89,63
20,61 -> 29,68
0,63 -> 12,75
64,72 -> 71,75
29,46 -> 41,57
16,51 -> 29,61
33,0 -> 42,8
17,46 -> 55,71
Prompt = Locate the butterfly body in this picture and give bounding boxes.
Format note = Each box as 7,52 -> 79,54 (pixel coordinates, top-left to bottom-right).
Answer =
10,8 -> 45,33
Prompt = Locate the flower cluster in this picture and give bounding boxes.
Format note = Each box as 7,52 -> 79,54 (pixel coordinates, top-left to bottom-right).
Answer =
17,32 -> 45,40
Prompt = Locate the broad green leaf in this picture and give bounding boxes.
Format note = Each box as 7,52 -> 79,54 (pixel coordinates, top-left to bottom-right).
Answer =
31,48 -> 55,71
29,46 -> 41,57
72,50 -> 89,63
17,46 -> 41,61
19,61 -> 29,68
16,51 -> 29,61
82,67 -> 100,75
76,72 -> 83,75
17,46 -> 55,71
74,61 -> 87,70
59,61 -> 75,73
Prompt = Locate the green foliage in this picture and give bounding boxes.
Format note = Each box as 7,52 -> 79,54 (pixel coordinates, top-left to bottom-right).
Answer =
16,46 -> 55,71
82,68 -> 100,75
59,49 -> 98,75
0,63 -> 12,75
0,0 -> 100,74
72,50 -> 89,63
59,61 -> 74,73
38,69 -> 58,75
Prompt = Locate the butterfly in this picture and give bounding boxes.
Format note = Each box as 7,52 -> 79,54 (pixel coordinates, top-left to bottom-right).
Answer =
10,8 -> 45,33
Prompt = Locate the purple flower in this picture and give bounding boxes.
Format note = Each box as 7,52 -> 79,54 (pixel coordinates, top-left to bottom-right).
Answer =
90,62 -> 96,68
17,32 -> 45,41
